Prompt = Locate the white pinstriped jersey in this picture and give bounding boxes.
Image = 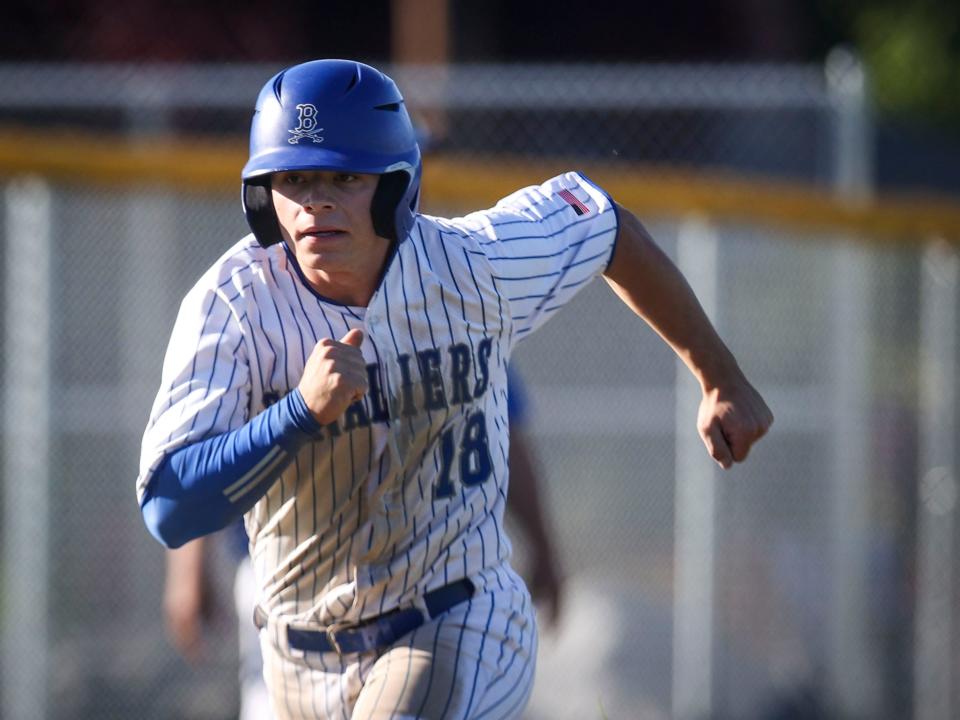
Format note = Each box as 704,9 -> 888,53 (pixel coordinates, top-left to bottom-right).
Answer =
138,171 -> 617,632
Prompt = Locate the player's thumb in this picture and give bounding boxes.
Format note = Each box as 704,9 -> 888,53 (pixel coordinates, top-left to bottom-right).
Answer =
340,328 -> 365,348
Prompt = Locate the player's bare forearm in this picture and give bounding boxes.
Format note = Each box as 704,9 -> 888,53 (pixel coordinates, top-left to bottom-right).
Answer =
603,204 -> 773,467
603,204 -> 737,389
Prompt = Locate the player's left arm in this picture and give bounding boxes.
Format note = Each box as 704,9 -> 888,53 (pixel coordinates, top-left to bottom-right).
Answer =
603,205 -> 774,468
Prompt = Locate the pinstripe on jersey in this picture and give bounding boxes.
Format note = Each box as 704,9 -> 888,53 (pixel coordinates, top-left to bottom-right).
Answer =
138,171 -> 617,718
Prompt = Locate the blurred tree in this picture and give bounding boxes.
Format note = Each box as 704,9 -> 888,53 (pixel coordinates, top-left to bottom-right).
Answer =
819,0 -> 960,132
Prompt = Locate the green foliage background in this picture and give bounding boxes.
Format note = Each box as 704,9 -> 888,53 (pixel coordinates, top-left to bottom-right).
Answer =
820,1 -> 960,131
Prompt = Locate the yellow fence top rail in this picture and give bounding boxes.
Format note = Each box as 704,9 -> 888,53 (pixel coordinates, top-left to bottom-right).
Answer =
1,127 -> 958,244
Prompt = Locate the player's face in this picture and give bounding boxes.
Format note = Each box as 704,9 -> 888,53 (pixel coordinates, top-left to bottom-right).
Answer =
271,170 -> 389,306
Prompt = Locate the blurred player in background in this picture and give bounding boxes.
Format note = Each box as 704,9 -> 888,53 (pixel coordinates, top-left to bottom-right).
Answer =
164,523 -> 272,720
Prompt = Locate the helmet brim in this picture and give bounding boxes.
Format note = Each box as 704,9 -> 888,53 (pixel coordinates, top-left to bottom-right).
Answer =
242,146 -> 417,180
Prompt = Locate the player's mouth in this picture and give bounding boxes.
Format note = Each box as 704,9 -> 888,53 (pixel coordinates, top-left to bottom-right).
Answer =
298,226 -> 347,241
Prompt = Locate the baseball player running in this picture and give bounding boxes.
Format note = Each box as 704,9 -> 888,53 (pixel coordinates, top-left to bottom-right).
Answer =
137,59 -> 772,719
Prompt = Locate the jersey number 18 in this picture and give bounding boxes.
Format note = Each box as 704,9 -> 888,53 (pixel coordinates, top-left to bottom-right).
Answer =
434,411 -> 493,499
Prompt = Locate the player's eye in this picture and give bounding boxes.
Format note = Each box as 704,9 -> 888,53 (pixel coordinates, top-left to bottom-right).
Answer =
335,173 -> 358,184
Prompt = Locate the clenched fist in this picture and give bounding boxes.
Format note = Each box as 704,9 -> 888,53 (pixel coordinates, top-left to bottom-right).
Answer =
298,328 -> 368,425
697,373 -> 773,470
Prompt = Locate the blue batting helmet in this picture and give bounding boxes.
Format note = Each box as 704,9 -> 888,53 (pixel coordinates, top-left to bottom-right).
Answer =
241,59 -> 422,247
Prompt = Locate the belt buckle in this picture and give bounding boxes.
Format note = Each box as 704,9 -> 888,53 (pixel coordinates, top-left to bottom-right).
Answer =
325,619 -> 383,658
323,608 -> 422,658
325,624 -> 345,659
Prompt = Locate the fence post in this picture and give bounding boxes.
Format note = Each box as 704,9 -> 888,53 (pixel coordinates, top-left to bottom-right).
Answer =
825,46 -> 879,717
914,240 -> 958,720
2,178 -> 53,720
672,215 -> 719,720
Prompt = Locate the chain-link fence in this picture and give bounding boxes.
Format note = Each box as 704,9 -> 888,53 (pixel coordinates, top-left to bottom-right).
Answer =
0,60 -> 957,720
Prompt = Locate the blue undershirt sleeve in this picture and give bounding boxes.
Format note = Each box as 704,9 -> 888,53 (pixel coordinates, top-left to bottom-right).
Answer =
140,388 -> 322,548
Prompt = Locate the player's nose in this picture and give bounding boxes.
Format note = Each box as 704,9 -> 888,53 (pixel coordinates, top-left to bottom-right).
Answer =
301,179 -> 336,212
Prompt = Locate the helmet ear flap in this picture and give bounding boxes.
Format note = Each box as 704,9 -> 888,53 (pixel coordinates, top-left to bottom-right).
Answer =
371,171 -> 411,243
243,177 -> 284,248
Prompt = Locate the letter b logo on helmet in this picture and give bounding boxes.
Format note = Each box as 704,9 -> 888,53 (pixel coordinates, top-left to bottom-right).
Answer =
242,59 -> 422,247
288,104 -> 324,144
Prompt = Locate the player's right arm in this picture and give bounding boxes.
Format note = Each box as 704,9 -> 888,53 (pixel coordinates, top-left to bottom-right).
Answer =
137,281 -> 365,549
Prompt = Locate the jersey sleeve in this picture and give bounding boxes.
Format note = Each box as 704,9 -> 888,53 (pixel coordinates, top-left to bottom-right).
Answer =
136,283 -> 251,504
449,171 -> 619,340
